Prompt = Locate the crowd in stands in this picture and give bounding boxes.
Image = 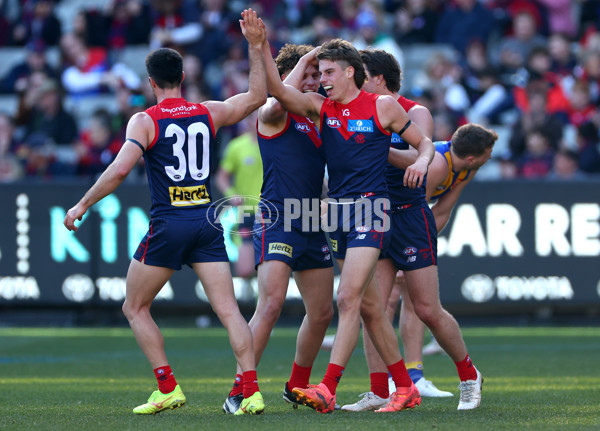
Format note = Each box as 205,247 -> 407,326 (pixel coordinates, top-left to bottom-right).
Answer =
1,0 -> 600,183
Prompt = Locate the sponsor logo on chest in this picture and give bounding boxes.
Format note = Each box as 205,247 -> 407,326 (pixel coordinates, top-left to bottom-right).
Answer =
348,120 -> 373,132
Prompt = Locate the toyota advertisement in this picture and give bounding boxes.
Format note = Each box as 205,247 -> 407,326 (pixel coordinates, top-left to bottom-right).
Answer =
0,181 -> 599,313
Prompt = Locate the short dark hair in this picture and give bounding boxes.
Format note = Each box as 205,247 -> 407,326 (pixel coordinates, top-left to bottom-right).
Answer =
451,123 -> 498,158
359,48 -> 401,93
275,43 -> 315,77
145,48 -> 183,89
317,39 -> 366,89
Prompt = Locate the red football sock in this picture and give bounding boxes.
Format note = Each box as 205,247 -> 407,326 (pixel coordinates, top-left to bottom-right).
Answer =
154,365 -> 177,394
370,372 -> 389,399
455,354 -> 477,381
322,363 -> 345,395
229,373 -> 243,397
242,370 -> 260,398
288,361 -> 312,390
387,359 -> 413,389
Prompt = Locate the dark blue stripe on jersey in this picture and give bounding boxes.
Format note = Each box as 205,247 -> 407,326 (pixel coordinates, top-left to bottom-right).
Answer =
258,113 -> 325,209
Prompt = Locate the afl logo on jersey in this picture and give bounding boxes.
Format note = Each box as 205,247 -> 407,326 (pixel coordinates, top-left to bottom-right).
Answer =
295,123 -> 310,133
327,118 -> 341,128
403,246 -> 417,255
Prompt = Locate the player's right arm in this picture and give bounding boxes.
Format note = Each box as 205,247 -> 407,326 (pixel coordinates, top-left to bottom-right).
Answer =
205,9 -> 267,129
64,112 -> 152,231
262,40 -> 323,123
430,174 -> 474,232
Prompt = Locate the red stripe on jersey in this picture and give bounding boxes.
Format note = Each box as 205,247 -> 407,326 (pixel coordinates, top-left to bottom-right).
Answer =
421,207 -> 436,265
257,113 -> 291,139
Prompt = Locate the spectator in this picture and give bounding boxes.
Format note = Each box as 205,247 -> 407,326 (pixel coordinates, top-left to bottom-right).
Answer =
15,78 -> 79,177
75,109 -> 121,178
576,121 -> 600,174
0,112 -> 24,182
495,11 -> 546,75
435,0 -> 497,56
567,79 -> 598,128
574,48 -> 600,106
60,33 -> 141,97
0,39 -> 58,94
547,148 -> 586,180
432,110 -> 459,142
536,0 -> 576,38
73,1 -> 152,50
466,66 -> 508,125
509,82 -> 564,158
517,126 -> 554,178
11,0 -> 62,47
350,4 -> 404,70
392,0 -> 439,45
548,32 -> 577,78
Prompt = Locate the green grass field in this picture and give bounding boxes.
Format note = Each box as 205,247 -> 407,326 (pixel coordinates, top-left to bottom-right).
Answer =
1,326 -> 599,430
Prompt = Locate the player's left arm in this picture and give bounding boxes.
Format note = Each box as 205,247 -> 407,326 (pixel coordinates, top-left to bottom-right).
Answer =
431,174 -> 475,232
379,96 -> 434,188
64,112 -> 151,231
388,104 -> 433,170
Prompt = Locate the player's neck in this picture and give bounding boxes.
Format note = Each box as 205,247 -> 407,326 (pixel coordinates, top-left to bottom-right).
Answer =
336,87 -> 361,105
449,150 -> 468,172
155,88 -> 183,104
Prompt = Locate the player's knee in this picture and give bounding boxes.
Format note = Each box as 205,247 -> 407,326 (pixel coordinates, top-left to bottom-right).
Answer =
336,291 -> 361,315
310,304 -> 334,328
413,302 -> 437,327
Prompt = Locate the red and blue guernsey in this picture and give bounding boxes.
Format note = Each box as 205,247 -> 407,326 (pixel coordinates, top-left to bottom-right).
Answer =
257,113 -> 325,209
385,95 -> 427,208
431,140 -> 473,200
320,90 -> 390,199
143,97 -> 215,217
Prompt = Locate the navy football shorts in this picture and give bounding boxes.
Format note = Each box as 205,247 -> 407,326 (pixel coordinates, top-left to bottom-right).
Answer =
381,204 -> 437,271
134,214 -> 228,270
326,195 -> 391,260
253,211 -> 333,271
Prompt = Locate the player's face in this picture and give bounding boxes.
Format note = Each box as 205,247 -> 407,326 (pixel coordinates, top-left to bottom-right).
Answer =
468,146 -> 494,169
300,64 -> 321,93
319,59 -> 348,101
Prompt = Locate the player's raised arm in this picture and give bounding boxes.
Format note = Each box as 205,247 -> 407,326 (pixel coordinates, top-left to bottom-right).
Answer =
263,40 -> 323,121
63,112 -> 151,231
205,9 -> 267,129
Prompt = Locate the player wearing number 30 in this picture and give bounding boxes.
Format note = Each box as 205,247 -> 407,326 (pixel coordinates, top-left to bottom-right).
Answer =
63,9 -> 268,415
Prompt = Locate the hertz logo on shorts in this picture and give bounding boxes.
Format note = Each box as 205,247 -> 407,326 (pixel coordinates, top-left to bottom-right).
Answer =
169,185 -> 211,206
268,242 -> 293,258
330,239 -> 338,252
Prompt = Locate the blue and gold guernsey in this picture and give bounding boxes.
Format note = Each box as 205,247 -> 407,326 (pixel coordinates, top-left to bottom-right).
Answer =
143,97 -> 215,218
385,95 -> 427,208
431,141 -> 473,200
257,113 -> 325,209
320,90 -> 390,199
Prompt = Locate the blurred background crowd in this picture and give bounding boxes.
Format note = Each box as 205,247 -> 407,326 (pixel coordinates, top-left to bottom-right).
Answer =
0,0 -> 599,184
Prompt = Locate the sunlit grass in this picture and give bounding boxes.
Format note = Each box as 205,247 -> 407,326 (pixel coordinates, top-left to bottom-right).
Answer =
0,326 -> 599,431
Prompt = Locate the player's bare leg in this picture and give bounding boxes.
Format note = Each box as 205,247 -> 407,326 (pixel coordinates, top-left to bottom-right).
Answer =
403,267 -> 467,362
123,259 -> 186,414
193,261 -> 258,372
284,267 -> 334,407
122,259 -> 175,368
294,267 -> 334,367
